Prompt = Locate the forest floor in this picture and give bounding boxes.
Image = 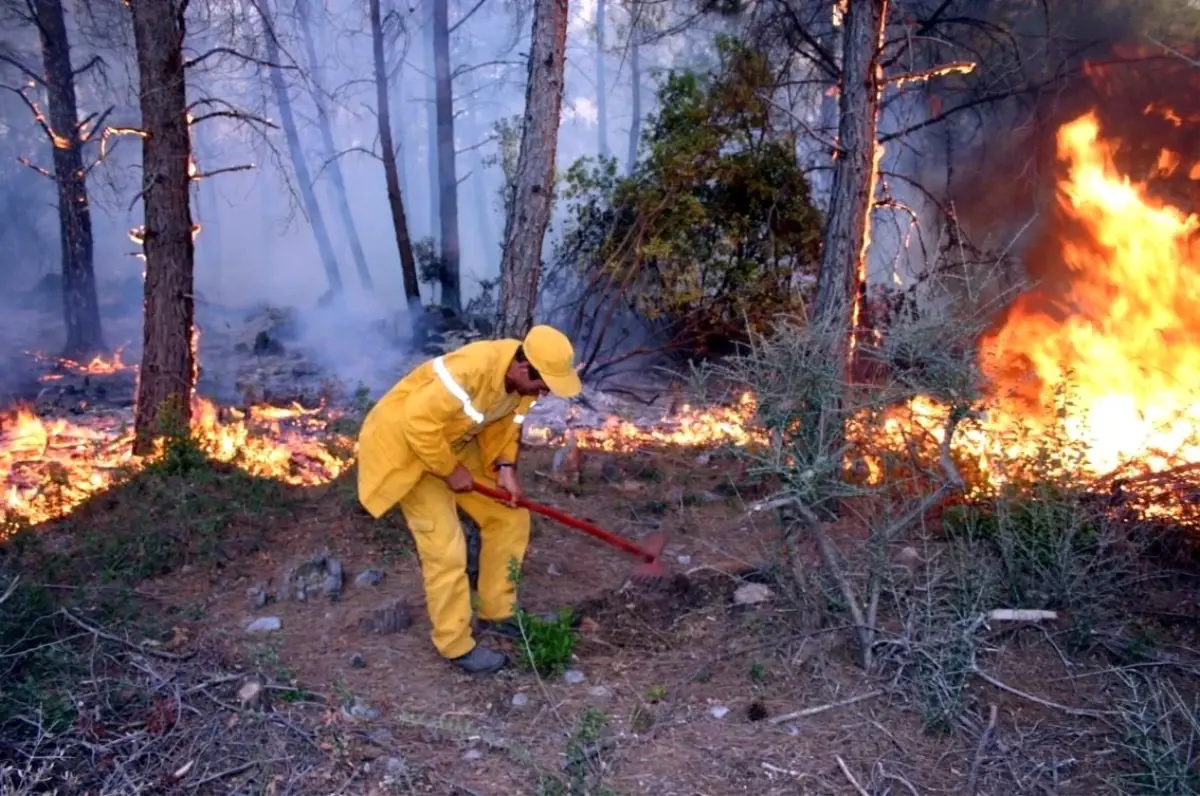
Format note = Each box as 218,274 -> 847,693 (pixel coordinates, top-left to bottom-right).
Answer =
3,441 -> 1199,796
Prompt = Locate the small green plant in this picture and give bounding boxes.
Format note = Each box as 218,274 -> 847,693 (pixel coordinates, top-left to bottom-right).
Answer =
749,661 -> 767,683
513,607 -> 578,677
507,559 -> 578,677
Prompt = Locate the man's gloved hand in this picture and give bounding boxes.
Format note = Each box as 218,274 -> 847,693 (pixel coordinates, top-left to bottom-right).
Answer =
496,465 -> 523,507
445,463 -> 475,493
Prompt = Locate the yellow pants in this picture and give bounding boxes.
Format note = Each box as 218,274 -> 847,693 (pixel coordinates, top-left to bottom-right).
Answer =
398,457 -> 531,660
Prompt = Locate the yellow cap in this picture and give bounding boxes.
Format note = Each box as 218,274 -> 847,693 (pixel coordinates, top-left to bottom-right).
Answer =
523,325 -> 582,399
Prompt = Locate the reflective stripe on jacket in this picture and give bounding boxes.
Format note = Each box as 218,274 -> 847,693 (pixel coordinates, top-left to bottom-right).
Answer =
357,338 -> 536,518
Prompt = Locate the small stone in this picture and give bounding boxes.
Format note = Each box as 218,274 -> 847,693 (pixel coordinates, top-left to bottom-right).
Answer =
563,669 -> 586,685
384,756 -> 408,776
710,705 -> 730,719
323,558 -> 344,601
733,583 -> 773,606
547,563 -> 563,577
355,569 -> 384,588
246,616 -> 281,633
511,692 -> 530,709
237,679 -> 263,707
348,652 -> 366,669
462,748 -> 484,761
676,555 -> 692,565
343,697 -> 380,721
695,452 -> 712,465
247,584 -> 269,610
587,685 -> 612,699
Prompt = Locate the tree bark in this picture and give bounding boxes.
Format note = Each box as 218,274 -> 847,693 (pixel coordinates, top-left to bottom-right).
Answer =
129,0 -> 196,455
595,0 -> 608,158
295,0 -> 373,291
432,0 -> 461,313
814,0 -> 887,343
32,0 -> 105,359
259,7 -> 344,301
625,27 -> 641,172
369,0 -> 421,318
807,0 -> 888,503
494,0 -> 569,338
423,23 -> 440,249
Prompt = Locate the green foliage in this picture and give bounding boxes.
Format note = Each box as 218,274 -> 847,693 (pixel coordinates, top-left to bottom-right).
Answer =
513,607 -> 578,677
554,36 -> 822,358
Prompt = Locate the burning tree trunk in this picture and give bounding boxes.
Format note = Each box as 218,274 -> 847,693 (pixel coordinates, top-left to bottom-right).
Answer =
494,0 -> 569,338
432,0 -> 462,313
595,0 -> 608,158
369,0 -> 421,318
804,0 -> 888,502
295,0 -> 373,291
815,0 -> 887,367
31,0 -> 105,359
259,7 -> 344,302
129,0 -> 196,455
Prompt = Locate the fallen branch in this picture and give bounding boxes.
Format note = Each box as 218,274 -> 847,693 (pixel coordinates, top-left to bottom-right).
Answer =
964,703 -> 998,796
58,608 -> 193,660
986,609 -> 1058,623
835,755 -> 871,796
768,689 -> 884,725
972,667 -> 1108,718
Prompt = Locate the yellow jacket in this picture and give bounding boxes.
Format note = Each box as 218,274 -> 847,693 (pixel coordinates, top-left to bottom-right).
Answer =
357,338 -> 536,518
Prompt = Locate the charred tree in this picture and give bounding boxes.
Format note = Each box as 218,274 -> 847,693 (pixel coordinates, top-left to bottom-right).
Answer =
495,0 -> 569,338
595,0 -> 608,158
815,0 -> 887,358
30,0 -> 105,359
259,6 -> 344,302
295,0 -> 373,291
369,0 -> 421,318
129,0 -> 196,455
432,0 -> 462,313
805,0 -> 888,503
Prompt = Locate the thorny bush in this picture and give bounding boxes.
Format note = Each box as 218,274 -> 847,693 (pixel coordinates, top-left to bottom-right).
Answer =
702,277 -> 1197,787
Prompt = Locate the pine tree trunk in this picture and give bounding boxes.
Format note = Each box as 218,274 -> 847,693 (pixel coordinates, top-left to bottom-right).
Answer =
432,0 -> 461,313
259,8 -> 344,301
807,0 -> 888,504
33,0 -> 104,360
296,0 -> 373,291
625,30 -> 641,173
369,0 -> 421,317
129,0 -> 196,455
595,0 -> 608,158
494,0 -> 568,338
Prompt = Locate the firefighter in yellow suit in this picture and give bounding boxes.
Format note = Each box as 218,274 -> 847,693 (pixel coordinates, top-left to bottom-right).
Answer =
356,325 -> 582,675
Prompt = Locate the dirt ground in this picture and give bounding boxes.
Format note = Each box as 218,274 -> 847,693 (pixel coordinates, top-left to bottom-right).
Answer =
8,443 -> 1200,796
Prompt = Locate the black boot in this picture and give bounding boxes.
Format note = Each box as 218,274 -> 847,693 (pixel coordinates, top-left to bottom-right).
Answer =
478,610 -> 579,641
449,644 -> 507,675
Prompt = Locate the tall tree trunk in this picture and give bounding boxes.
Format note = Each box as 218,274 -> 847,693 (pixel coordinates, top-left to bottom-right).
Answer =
32,0 -> 104,359
295,0 -> 373,291
432,0 -> 461,313
625,29 -> 641,172
369,0 -> 421,319
423,20 -> 440,249
807,0 -> 888,496
129,0 -> 196,455
259,9 -> 344,301
595,0 -> 608,158
495,0 -> 568,338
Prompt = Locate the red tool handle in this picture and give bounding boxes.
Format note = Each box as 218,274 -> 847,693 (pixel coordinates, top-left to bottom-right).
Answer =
471,481 -> 656,562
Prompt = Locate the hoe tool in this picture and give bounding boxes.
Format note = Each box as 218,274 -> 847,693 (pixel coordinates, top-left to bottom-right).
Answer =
471,481 -> 669,581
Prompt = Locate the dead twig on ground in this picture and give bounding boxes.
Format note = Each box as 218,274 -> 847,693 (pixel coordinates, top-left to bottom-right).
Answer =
835,755 -> 872,796
58,608 -> 194,660
768,689 -> 886,725
964,703 -> 999,795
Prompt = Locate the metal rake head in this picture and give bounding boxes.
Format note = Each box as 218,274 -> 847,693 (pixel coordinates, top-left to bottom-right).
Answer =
630,532 -> 670,582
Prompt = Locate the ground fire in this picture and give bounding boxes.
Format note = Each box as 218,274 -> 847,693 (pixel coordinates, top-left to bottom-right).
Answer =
2,107 -> 1197,529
